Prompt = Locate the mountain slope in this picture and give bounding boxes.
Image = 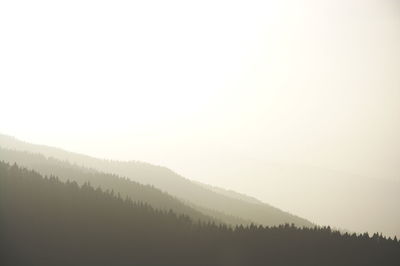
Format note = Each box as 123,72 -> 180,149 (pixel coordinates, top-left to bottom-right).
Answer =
0,133 -> 313,227
0,147 -> 251,226
1,162 -> 399,266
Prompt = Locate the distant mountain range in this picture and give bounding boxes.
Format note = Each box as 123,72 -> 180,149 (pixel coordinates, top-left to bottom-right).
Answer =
0,133 -> 312,228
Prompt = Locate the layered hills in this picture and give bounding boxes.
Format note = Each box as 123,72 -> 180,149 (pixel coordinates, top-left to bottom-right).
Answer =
0,133 -> 312,227
1,162 -> 398,266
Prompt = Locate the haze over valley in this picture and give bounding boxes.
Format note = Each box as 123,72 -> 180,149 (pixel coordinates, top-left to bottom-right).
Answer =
1,0 -> 399,265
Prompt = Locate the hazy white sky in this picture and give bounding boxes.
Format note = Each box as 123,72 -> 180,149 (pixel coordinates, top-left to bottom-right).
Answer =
1,0 -> 399,220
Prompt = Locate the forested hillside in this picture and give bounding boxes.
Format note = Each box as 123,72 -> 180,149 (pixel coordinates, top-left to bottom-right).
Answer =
0,148 -> 250,226
0,134 -> 313,227
1,162 -> 399,266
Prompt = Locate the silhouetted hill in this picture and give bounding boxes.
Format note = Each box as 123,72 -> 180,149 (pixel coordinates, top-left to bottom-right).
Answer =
0,148 -> 251,226
0,133 -> 313,228
1,162 -> 399,266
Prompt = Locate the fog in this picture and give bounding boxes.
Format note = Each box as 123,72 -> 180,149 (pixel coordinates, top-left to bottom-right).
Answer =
1,0 -> 399,236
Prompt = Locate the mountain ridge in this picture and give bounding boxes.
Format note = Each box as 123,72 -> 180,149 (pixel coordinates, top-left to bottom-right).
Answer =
0,133 -> 313,228
1,161 -> 399,266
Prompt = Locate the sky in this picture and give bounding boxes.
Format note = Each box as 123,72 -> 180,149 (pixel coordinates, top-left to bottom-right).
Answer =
1,0 -> 400,235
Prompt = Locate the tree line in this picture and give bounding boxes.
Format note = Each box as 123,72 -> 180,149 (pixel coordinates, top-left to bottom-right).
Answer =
0,161 -> 399,266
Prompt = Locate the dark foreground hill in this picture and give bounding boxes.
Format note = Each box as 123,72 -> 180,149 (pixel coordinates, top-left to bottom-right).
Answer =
1,162 -> 399,266
0,133 -> 312,228
0,147 -> 250,226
